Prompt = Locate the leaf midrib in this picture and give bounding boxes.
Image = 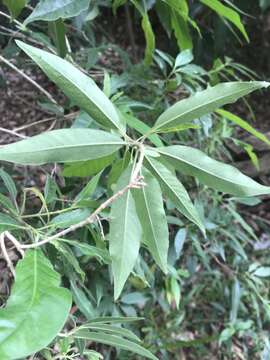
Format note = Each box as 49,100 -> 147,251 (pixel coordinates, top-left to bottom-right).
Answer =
146,156 -> 197,219
38,0 -> 83,17
141,185 -> 164,269
155,84 -> 258,130
1,141 -> 124,156
157,148 -> 255,190
117,189 -> 131,289
43,60 -> 120,131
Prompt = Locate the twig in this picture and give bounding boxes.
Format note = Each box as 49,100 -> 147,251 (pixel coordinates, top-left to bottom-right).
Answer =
14,111 -> 79,132
96,215 -> 105,240
0,55 -> 57,104
5,232 -> 24,257
0,127 -> 27,139
0,11 -> 51,49
131,143 -> 145,182
21,176 -> 146,249
0,10 -> 24,29
124,3 -> 137,61
0,233 -> 16,277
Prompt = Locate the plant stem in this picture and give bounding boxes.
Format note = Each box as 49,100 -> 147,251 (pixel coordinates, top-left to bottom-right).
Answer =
0,55 -> 57,104
131,143 -> 145,181
21,176 -> 145,249
0,233 -> 16,277
0,127 -> 27,139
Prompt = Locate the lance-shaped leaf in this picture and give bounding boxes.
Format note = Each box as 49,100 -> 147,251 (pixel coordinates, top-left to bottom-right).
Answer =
3,0 -> 27,18
200,0 -> 249,42
133,168 -> 169,273
74,330 -> 158,360
63,154 -> 116,178
153,82 -> 270,132
16,41 -> 125,133
0,250 -> 72,359
145,155 -> 205,234
109,166 -> 142,300
216,109 -> 270,146
0,129 -> 125,165
25,0 -> 90,24
0,213 -> 24,232
157,146 -> 270,197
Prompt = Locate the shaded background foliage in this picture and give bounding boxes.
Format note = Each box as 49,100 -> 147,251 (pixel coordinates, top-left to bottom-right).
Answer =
0,1 -> 270,359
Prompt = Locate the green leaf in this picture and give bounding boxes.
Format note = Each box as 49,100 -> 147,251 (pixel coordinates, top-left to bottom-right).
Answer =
25,0 -> 90,24
141,13 -> 156,66
107,154 -> 131,189
16,41 -> 125,133
54,242 -> 85,279
174,49 -> 194,68
51,209 -> 91,229
153,82 -> 270,132
144,155 -> 205,233
0,169 -> 18,207
131,0 -> 155,65
74,330 -> 158,360
0,194 -> 18,214
155,0 -> 172,37
0,213 -> 23,232
252,267 -> 270,278
87,316 -> 143,324
0,129 -> 125,165
157,123 -> 200,134
70,281 -> 96,320
216,109 -> 270,146
49,18 -> 67,58
75,172 -> 102,203
108,165 -> 142,299
125,114 -> 163,147
0,250 -> 72,359
80,323 -> 140,342
157,145 -> 270,196
166,0 -> 194,50
171,10 -> 192,50
133,168 -> 169,273
63,154 -> 116,178
3,0 -> 27,18
61,239 -> 111,264
200,0 -> 249,42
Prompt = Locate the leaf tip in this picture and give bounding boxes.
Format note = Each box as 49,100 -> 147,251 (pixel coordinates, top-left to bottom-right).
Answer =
262,81 -> 270,88
15,40 -> 30,53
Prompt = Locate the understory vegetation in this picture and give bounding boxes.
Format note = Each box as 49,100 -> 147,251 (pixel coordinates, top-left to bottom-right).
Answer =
0,1 -> 270,359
